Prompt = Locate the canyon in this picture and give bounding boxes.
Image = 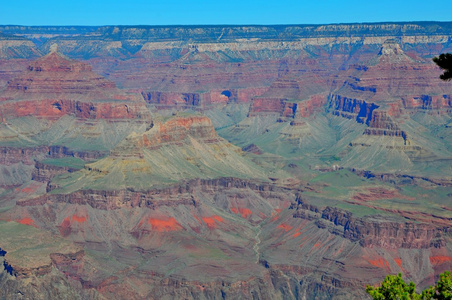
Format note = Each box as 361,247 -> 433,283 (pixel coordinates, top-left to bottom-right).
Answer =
0,22 -> 450,299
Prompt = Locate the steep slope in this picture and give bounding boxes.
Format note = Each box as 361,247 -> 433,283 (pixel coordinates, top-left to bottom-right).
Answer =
49,114 -> 273,193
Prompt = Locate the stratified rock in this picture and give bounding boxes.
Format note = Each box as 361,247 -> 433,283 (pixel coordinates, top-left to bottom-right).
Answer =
325,40 -> 452,172
0,47 -> 149,120
329,40 -> 452,118
46,114 -> 270,193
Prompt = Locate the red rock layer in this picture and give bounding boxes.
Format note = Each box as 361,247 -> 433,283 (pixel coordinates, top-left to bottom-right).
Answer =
248,98 -> 287,116
0,98 -> 146,120
402,94 -> 452,112
249,94 -> 327,119
0,50 -> 148,120
137,115 -> 218,150
296,94 -> 327,118
141,87 -> 268,110
3,52 -> 115,98
363,110 -> 407,139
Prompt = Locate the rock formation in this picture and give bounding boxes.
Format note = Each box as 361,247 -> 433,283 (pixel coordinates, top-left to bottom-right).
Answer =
0,48 -> 149,120
0,24 -> 450,300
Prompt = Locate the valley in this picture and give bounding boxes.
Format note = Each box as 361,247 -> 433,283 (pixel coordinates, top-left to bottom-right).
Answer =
0,22 -> 451,299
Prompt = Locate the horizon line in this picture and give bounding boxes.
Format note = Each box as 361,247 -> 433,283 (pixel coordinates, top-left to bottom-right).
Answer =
2,20 -> 452,28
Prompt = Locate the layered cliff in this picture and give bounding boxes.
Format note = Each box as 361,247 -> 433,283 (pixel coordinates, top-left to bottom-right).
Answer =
3,174 -> 450,300
0,23 -> 451,300
329,40 -> 452,117
0,46 -> 149,120
2,23 -> 452,59
323,40 -> 452,172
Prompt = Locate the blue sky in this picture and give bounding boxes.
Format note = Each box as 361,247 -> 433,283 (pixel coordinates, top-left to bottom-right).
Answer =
1,0 -> 451,26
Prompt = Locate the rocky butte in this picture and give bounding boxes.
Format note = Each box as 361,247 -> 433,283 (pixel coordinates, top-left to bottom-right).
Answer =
0,23 -> 450,299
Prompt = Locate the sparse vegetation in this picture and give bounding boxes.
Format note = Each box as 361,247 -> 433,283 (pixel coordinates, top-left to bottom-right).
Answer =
366,271 -> 452,300
433,53 -> 452,81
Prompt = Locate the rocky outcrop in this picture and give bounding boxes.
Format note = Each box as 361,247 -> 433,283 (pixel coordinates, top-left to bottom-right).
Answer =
327,94 -> 379,124
402,94 -> 452,113
131,115 -> 219,149
142,87 -> 267,108
3,50 -> 113,98
349,168 -> 452,187
248,97 -> 288,117
0,146 -> 104,188
50,250 -> 85,270
0,266 -> 95,299
22,177 -> 306,209
297,94 -> 327,118
141,87 -> 268,110
292,199 -> 448,249
47,145 -> 107,160
242,144 -> 263,155
0,145 -> 103,167
321,207 -> 445,248
32,161 -> 82,183
0,146 -> 48,165
0,221 -> 84,280
3,258 -> 52,279
141,90 -> 202,109
326,40 -> 452,163
329,40 -> 452,121
249,97 -> 321,119
363,110 -> 407,140
0,145 -> 104,165
0,98 -> 148,120
22,188 -> 200,209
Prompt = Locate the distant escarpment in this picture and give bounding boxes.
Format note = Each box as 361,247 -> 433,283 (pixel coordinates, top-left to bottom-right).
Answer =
1,23 -> 452,59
